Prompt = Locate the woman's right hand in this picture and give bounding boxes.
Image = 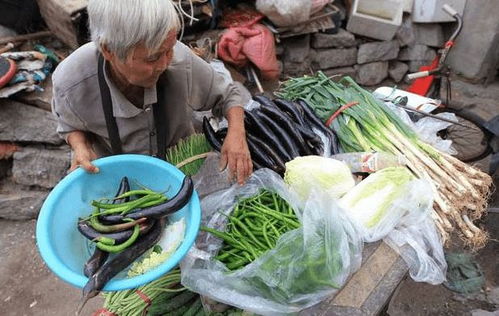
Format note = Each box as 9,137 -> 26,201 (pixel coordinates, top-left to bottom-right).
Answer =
66,131 -> 100,173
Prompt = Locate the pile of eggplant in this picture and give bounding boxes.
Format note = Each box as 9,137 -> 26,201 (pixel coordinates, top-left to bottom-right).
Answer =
203,96 -> 340,175
76,176 -> 193,313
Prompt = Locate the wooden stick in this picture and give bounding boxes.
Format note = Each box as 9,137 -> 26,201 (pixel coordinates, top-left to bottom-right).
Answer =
0,31 -> 52,45
249,65 -> 264,94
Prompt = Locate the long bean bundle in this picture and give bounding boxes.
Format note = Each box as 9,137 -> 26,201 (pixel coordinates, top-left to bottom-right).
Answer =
101,269 -> 183,316
277,72 -> 493,249
201,189 -> 300,270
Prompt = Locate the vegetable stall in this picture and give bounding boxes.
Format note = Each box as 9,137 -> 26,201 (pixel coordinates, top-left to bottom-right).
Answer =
89,74 -> 492,315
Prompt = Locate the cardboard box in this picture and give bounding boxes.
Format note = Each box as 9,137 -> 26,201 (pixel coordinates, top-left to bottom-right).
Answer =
36,0 -> 88,48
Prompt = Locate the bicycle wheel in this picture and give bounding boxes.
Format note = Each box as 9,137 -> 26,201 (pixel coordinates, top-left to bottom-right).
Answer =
434,106 -> 492,162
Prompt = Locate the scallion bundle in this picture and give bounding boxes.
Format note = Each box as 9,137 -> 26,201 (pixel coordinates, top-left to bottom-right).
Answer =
278,72 -> 492,249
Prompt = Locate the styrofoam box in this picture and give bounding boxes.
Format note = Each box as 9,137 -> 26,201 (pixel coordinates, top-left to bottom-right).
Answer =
403,0 -> 414,12
373,86 -> 440,113
346,0 -> 403,41
412,0 -> 467,23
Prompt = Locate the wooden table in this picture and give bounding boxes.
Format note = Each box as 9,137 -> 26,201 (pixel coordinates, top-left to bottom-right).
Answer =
301,242 -> 408,316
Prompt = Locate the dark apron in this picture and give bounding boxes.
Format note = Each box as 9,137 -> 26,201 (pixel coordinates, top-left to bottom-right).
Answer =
97,54 -> 167,160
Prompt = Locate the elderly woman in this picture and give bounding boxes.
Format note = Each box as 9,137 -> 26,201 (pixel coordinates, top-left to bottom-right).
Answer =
51,0 -> 252,184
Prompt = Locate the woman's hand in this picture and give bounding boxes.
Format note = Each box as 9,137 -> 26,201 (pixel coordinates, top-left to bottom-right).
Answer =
220,107 -> 253,185
66,131 -> 100,173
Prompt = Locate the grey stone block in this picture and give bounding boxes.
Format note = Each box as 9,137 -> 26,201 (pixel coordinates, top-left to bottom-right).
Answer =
283,60 -> 312,77
311,29 -> 356,49
12,146 -> 71,189
357,40 -> 400,64
282,35 -> 310,63
399,45 -> 436,61
322,67 -> 357,81
414,23 -> 444,47
396,15 -> 416,47
408,60 -> 432,72
389,61 -> 409,82
0,99 -> 63,145
0,190 -> 48,220
355,62 -> 389,86
313,47 -> 358,70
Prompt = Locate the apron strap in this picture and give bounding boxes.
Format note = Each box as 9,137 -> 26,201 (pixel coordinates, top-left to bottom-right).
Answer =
152,80 -> 167,160
97,54 -> 123,155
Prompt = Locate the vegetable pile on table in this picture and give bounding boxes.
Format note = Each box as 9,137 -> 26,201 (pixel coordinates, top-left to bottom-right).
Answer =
203,95 -> 340,174
277,72 -> 493,249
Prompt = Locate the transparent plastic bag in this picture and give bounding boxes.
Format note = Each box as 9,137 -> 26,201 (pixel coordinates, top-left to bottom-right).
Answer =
384,216 -> 447,284
181,169 -> 363,315
339,170 -> 447,284
340,170 -> 434,242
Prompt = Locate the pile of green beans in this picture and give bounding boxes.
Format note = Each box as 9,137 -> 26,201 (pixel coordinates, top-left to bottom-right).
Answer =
201,190 -> 300,271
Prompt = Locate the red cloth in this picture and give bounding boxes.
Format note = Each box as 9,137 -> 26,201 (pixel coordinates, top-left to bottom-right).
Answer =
217,23 -> 280,80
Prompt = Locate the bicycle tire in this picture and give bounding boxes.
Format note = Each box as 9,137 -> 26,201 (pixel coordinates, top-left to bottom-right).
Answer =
433,106 -> 493,162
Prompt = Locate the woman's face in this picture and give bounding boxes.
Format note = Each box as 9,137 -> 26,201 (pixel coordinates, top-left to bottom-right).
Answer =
106,30 -> 177,88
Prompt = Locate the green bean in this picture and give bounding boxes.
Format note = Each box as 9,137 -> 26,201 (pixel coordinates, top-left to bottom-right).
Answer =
93,236 -> 115,245
112,189 -> 157,199
243,218 -> 263,232
228,216 -> 268,250
215,248 -> 240,261
268,221 -> 281,237
91,193 -> 163,210
262,221 -> 274,249
200,226 -> 249,253
254,203 -> 298,219
251,206 -> 300,229
96,223 -> 140,253
226,258 -> 250,270
89,211 -> 146,233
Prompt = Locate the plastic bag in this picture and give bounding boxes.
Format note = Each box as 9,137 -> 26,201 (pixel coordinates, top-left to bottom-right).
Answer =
181,169 -> 363,315
339,170 -> 447,284
385,102 -> 457,155
340,171 -> 433,242
256,0 -> 312,27
384,216 -> 447,284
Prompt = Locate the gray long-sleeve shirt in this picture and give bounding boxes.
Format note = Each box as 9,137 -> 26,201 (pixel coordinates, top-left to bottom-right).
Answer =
51,41 -> 243,157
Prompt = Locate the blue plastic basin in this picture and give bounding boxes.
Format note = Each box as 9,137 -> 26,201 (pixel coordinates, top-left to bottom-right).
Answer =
36,154 -> 200,291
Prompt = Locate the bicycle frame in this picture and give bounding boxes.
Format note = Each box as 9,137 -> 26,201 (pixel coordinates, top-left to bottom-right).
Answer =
406,5 -> 463,99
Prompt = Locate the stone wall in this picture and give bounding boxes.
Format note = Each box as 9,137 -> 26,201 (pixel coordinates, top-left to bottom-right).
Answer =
0,99 -> 70,220
277,14 -> 446,86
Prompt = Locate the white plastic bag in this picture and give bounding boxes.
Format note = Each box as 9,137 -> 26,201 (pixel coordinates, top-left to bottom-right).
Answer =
256,0 -> 312,27
181,169 -> 362,315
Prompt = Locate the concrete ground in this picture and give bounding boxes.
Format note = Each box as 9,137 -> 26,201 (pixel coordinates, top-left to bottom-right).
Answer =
0,78 -> 498,316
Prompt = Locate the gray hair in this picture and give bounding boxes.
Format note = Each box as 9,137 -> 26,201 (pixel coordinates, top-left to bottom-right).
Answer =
88,0 -> 180,60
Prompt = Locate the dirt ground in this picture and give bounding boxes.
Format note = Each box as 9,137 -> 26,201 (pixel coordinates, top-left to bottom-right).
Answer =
386,212 -> 499,316
0,220 -> 104,316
